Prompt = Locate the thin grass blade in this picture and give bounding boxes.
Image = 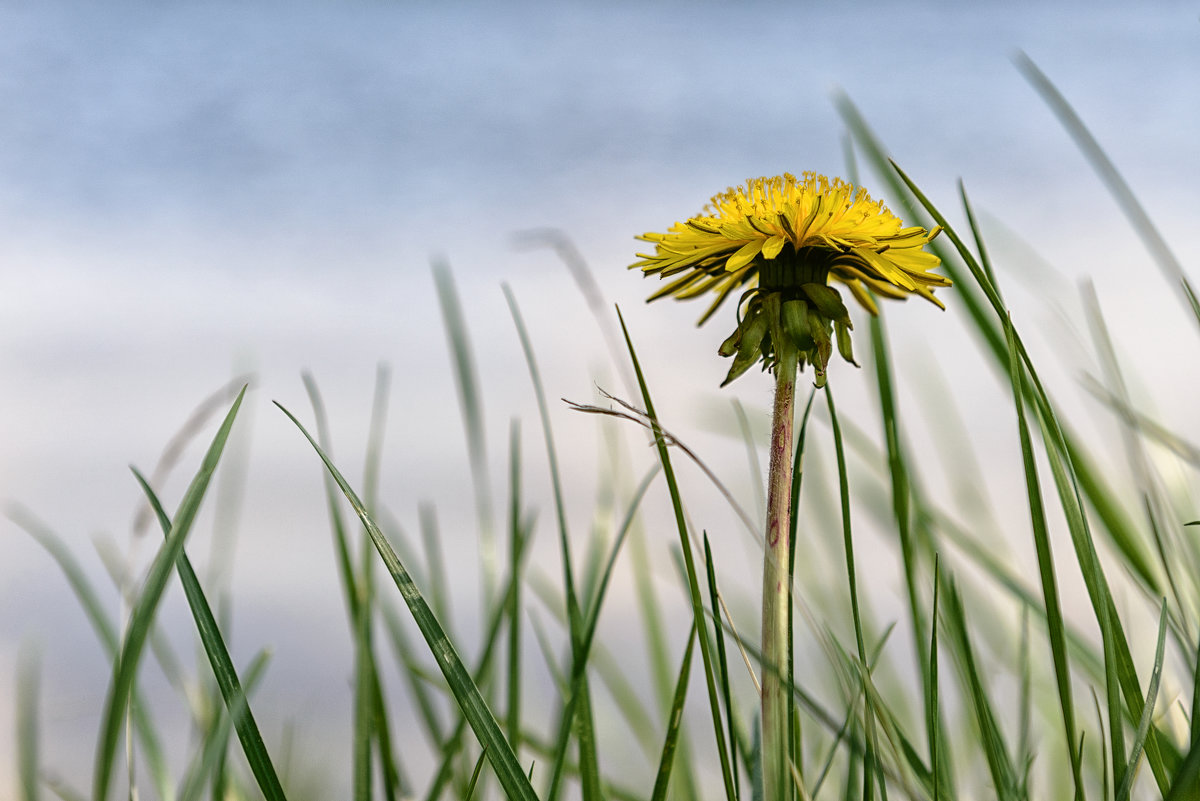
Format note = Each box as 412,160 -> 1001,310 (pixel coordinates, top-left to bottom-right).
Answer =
433,260 -> 497,595
1002,315 -> 1082,792
17,646 -> 40,801
615,306 -> 738,801
278,401 -> 539,801
1116,600 -> 1169,801
704,533 -> 741,800
502,285 -> 598,801
941,578 -> 1020,801
651,622 -> 698,801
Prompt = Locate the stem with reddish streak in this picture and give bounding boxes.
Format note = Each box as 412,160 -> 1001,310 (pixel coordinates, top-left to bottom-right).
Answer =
762,344 -> 798,801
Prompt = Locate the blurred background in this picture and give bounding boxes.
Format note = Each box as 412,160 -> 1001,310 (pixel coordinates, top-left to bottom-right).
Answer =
2,0 -> 1197,795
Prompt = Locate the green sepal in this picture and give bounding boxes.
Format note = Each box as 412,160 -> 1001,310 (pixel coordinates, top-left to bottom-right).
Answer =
721,306 -> 770,386
802,283 -> 852,326
807,311 -> 833,386
835,320 -> 858,366
718,327 -> 742,358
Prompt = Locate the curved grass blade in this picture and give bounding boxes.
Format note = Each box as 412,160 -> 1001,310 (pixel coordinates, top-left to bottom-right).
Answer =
301,373 -> 362,625
276,401 -> 540,801
17,645 -> 40,801
651,621 -> 698,801
131,465 -> 286,801
93,385 -> 247,801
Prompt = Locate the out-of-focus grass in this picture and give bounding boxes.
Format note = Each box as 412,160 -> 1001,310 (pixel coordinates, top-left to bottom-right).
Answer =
9,55 -> 1200,800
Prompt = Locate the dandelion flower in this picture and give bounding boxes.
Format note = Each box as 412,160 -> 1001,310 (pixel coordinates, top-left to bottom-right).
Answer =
632,172 -> 950,386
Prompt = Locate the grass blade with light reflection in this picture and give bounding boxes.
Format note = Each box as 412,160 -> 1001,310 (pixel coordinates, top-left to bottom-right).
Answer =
131,466 -> 287,801
92,385 -> 248,801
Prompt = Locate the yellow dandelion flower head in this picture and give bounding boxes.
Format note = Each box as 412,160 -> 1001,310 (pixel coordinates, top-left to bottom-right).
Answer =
631,172 -> 951,386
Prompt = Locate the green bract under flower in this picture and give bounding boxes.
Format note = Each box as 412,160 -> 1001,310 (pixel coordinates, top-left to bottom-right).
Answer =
632,172 -> 951,386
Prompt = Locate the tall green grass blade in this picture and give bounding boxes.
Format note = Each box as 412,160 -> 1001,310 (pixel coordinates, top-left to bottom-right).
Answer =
1002,315 -> 1082,793
276,401 -> 539,801
93,386 -> 247,801
502,285 -> 597,801
1117,600 -> 1168,801
704,533 -> 741,799
1014,52 -> 1195,322
651,622 -> 698,801
868,312 -> 956,794
958,181 -> 1001,305
941,578 -> 1020,801
615,306 -> 738,801
362,362 -> 391,512
825,384 -> 883,799
787,388 -> 816,791
465,747 -> 489,801
433,260 -> 498,595
131,465 -> 287,801
301,373 -> 362,625
361,364 -> 402,801
353,588 -> 375,801
1082,285 -> 1187,618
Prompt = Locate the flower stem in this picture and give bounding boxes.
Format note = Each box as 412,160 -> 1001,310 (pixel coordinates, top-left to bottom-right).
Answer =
762,343 -> 799,801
